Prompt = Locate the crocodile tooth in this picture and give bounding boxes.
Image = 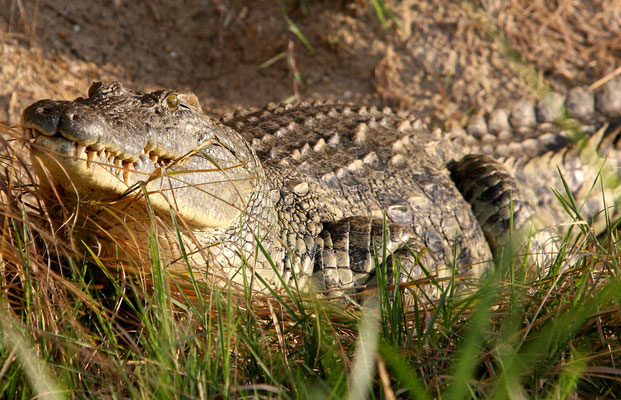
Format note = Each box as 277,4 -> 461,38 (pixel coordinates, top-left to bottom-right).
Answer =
123,169 -> 130,184
97,149 -> 105,158
150,154 -> 159,163
86,150 -> 96,168
114,158 -> 122,168
76,144 -> 86,159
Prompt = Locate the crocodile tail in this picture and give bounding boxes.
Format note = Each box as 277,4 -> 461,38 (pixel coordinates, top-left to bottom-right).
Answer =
516,78 -> 621,236
520,115 -> 621,237
447,77 -> 621,161
449,77 -> 621,239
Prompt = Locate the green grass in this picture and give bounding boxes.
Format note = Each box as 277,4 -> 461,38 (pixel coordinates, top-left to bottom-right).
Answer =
0,128 -> 620,399
1,3 -> 620,397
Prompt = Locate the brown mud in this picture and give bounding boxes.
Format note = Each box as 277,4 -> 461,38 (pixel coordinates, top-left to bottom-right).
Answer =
0,1 -> 618,127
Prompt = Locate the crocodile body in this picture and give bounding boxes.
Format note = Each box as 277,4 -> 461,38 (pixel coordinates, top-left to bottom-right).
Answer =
20,81 -> 621,293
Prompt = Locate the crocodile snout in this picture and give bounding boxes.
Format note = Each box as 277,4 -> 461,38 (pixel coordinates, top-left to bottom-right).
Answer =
21,99 -> 109,148
21,100 -> 64,136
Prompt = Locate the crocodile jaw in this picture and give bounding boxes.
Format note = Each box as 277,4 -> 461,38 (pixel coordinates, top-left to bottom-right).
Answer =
26,128 -> 256,228
30,133 -> 142,194
20,82 -> 263,228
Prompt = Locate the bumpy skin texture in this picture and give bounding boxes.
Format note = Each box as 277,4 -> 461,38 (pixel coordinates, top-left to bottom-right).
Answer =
21,81 -> 621,293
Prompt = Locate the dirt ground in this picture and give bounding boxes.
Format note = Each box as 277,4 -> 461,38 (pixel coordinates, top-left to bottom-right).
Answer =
0,0 -> 619,127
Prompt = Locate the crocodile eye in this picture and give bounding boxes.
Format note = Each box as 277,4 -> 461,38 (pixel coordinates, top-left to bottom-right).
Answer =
166,94 -> 179,110
87,82 -> 102,98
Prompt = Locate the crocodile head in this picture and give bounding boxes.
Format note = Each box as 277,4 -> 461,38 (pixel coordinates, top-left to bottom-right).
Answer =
22,82 -> 260,227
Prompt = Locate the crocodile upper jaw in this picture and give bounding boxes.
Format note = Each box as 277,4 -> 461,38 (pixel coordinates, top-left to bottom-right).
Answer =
22,82 -> 261,228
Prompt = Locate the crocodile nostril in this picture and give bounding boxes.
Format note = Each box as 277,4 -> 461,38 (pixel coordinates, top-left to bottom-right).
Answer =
72,114 -> 80,121
37,106 -> 54,115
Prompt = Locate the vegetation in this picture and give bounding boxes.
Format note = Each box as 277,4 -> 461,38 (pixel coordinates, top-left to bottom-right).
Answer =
0,1 -> 619,399
0,122 -> 619,399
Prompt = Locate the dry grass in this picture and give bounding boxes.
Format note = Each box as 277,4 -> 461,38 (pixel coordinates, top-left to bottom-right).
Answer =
497,0 -> 620,82
1,120 -> 620,397
0,1 -> 620,398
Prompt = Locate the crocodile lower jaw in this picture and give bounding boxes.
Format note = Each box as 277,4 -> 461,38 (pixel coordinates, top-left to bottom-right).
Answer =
26,125 -> 174,193
26,128 -> 254,228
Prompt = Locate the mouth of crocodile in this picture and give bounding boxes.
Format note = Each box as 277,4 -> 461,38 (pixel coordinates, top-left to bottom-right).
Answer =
24,125 -> 255,228
24,127 -> 177,187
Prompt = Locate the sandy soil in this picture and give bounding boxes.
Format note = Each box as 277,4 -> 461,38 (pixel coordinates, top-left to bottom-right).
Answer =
0,0 -> 619,126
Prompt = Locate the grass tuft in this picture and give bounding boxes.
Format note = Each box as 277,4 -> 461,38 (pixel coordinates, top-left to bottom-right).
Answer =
2,99 -> 621,398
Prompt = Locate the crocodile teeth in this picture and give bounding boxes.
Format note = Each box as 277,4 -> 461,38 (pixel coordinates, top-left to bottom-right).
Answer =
76,144 -> 86,160
21,130 -> 31,148
86,150 -> 96,168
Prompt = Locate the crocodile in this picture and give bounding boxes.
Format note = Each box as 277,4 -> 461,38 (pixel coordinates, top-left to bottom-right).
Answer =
20,80 -> 621,295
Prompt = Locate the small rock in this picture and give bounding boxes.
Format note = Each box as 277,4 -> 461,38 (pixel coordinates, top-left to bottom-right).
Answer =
537,92 -> 565,122
488,108 -> 510,133
467,114 -> 488,138
596,78 -> 621,117
566,86 -> 594,119
510,100 -> 536,128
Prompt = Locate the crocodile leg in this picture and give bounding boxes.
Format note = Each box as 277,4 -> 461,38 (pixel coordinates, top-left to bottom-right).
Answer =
448,153 -> 558,268
448,154 -> 534,251
312,216 -> 431,294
